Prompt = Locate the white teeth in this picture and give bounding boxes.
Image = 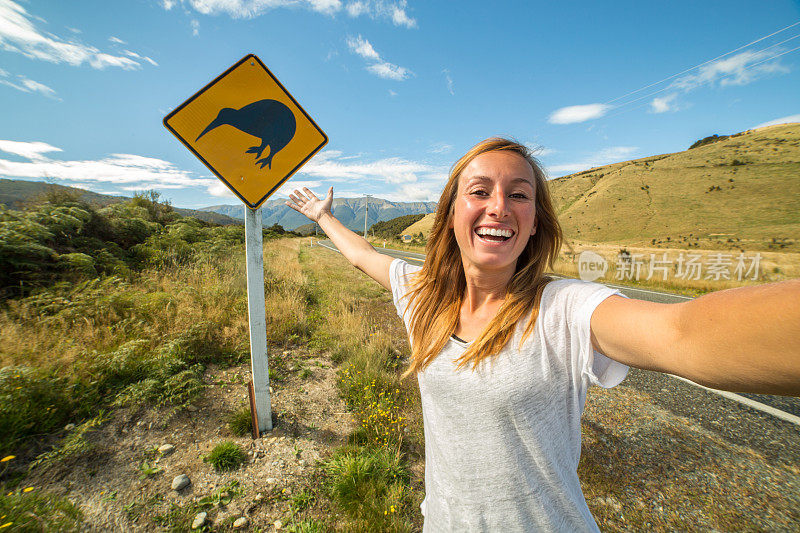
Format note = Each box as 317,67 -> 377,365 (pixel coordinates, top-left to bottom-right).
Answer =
475,228 -> 513,238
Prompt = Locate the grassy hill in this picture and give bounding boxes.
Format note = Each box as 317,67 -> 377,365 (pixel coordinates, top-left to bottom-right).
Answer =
400,124 -> 800,252
402,213 -> 435,237
550,123 -> 800,252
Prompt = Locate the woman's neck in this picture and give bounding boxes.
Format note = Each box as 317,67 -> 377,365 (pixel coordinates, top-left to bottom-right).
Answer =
461,263 -> 515,313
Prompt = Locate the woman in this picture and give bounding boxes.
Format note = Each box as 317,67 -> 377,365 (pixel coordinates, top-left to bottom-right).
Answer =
286,137 -> 799,531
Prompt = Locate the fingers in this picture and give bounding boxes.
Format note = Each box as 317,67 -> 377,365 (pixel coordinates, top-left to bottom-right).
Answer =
302,187 -> 319,201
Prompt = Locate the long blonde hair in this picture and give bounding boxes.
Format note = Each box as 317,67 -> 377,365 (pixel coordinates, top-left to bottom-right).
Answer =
402,138 -> 563,376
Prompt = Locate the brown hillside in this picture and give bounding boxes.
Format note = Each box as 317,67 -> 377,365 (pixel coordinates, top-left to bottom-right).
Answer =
548,123 -> 800,252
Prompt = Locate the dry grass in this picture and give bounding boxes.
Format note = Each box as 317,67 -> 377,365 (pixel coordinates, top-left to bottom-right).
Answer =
0,252 -> 250,373
555,241 -> 800,296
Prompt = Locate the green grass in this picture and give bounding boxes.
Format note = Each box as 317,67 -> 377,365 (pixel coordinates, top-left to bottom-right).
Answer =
204,441 -> 247,472
227,406 -> 253,437
0,487 -> 83,531
322,445 -> 412,531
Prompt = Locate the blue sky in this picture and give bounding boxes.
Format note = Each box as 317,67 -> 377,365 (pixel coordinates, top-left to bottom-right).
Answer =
0,0 -> 798,208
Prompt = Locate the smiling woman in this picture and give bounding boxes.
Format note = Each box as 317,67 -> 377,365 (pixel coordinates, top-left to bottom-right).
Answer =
285,137 -> 800,532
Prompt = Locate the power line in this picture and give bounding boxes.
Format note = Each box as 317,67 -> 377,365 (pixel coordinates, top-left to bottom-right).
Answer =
600,43 -> 800,122
604,21 -> 800,105
602,36 -> 800,116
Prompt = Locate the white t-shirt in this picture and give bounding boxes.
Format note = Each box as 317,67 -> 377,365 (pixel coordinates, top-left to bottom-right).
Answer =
389,259 -> 629,532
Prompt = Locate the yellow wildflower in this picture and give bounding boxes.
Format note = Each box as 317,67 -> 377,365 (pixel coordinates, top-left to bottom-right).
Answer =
23,487 -> 33,493
0,456 -> 14,463
0,522 -> 12,529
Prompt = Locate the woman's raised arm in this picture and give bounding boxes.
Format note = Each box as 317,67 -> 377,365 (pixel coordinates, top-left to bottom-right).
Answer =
590,279 -> 800,396
286,187 -> 393,291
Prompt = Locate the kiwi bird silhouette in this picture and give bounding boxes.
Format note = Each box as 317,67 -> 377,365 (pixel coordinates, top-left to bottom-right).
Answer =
195,99 -> 296,169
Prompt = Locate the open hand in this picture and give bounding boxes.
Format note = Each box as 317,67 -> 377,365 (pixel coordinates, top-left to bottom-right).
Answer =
285,187 -> 333,223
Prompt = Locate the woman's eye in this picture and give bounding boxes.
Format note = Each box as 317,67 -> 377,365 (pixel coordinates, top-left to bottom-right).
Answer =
510,193 -> 528,199
470,189 -> 488,196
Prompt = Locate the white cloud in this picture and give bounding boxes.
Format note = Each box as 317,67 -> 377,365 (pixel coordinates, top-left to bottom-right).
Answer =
344,1 -> 415,27
443,68 -> 454,95
176,0 -> 342,18
390,3 -> 415,28
307,0 -> 342,15
0,0 -> 156,70
346,34 -> 412,80
297,149 -> 443,187
108,36 -> 126,44
366,62 -> 410,80
347,34 -> 379,60
275,180 -> 323,197
0,140 -> 62,160
394,183 -> 438,201
0,140 -> 217,194
388,89 -> 397,97
548,103 -> 611,125
650,92 -> 678,113
346,1 -> 368,16
546,146 -> 637,176
429,142 -> 452,154
671,49 -> 789,92
123,50 -> 159,66
191,19 -> 200,36
160,0 -> 416,27
165,0 -> 416,26
0,72 -> 59,99
89,53 -> 140,70
753,113 -> 800,129
207,180 -> 236,198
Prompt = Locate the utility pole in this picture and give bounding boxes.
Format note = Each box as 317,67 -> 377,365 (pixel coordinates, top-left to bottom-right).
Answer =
364,194 -> 371,237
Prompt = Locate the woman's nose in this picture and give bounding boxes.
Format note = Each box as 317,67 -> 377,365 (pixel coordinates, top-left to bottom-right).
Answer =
487,192 -> 509,218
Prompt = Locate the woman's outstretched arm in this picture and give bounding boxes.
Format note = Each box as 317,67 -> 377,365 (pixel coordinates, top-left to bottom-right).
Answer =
286,187 -> 393,290
590,279 -> 800,396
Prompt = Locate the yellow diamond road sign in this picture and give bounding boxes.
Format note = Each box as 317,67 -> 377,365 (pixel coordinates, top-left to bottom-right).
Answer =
163,54 -> 328,209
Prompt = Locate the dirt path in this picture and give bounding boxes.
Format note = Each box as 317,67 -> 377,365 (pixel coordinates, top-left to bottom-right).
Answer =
25,345 -> 355,531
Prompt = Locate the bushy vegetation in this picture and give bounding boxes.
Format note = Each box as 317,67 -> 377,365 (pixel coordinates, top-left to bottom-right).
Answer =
322,446 -> 412,531
205,441 -> 247,471
369,213 -> 426,239
689,133 -> 730,150
227,406 -> 253,436
0,484 -> 83,531
0,193 -> 303,459
0,189 -> 246,299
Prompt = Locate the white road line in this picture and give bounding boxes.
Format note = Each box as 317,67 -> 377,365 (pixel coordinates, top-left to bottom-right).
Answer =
669,375 -> 800,426
602,282 -> 693,300
316,242 -> 340,254
317,241 -> 798,426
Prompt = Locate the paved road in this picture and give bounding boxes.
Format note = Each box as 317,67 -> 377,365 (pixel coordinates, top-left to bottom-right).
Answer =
314,239 -> 800,424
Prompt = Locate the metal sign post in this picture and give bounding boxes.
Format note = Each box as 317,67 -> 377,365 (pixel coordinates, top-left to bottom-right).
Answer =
162,54 -> 328,436
245,206 -> 272,433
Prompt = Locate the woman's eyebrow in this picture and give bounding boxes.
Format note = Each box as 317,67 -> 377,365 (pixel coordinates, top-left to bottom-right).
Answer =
466,176 -> 534,187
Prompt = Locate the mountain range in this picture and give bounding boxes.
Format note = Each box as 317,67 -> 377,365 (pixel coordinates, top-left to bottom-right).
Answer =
201,197 -> 437,231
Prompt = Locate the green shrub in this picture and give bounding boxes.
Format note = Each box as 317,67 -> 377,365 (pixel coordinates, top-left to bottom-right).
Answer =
227,407 -> 253,437
369,214 -> 426,240
112,361 -> 204,409
205,441 -> 247,471
0,486 -> 83,531
322,446 -> 411,528
0,366 -> 74,455
30,412 -> 108,469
